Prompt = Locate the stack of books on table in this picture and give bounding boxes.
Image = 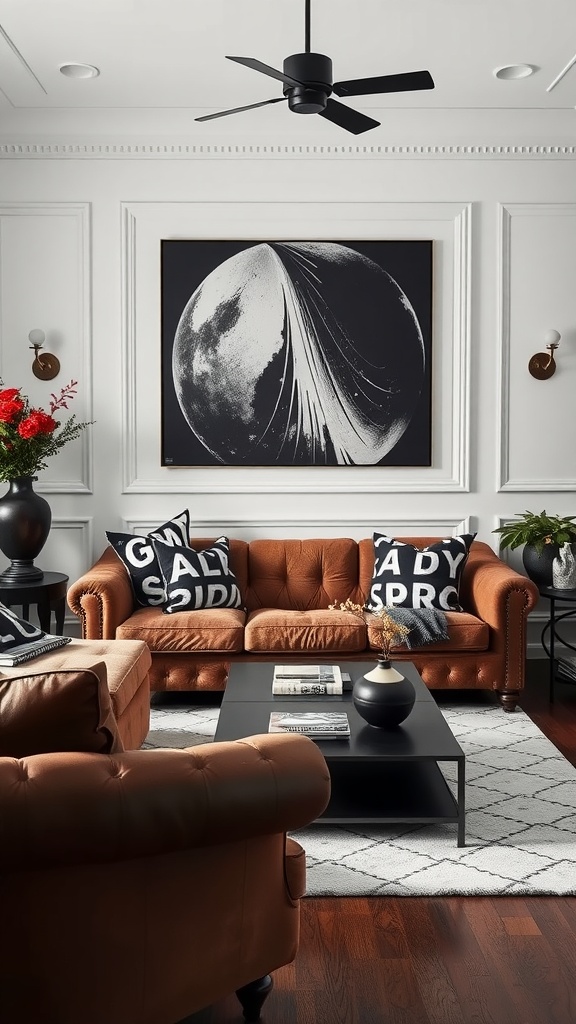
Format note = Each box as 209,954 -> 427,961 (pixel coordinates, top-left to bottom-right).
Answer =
557,655 -> 576,683
268,711 -> 351,740
272,664 -> 350,695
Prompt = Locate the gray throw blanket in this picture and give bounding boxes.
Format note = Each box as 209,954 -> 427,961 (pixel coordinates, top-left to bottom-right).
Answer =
384,606 -> 450,648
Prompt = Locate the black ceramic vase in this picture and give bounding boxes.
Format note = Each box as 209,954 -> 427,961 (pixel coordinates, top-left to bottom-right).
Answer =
353,660 -> 416,729
0,476 -> 51,582
522,542 -> 559,589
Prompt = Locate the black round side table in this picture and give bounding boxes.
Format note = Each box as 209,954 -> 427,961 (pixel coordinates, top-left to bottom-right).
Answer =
538,585 -> 576,702
0,571 -> 69,635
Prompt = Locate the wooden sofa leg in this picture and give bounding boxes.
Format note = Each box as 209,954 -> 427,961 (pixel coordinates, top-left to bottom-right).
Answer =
236,975 -> 274,1021
497,690 -> 520,712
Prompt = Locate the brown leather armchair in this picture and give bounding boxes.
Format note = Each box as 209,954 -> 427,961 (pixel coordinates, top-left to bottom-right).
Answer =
0,732 -> 331,1024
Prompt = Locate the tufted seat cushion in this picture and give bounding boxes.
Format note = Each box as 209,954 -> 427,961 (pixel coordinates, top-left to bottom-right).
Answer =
117,606 -> 246,654
367,610 -> 489,654
245,608 -> 367,653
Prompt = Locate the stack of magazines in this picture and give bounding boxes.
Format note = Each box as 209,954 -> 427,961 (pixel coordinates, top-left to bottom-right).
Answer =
269,711 -> 350,739
557,655 -> 576,683
272,664 -> 350,695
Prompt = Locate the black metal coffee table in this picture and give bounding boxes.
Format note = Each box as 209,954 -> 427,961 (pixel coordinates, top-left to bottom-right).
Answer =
215,660 -> 466,846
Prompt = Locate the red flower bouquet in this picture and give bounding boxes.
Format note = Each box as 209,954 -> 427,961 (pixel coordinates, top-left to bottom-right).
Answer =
0,380 -> 92,482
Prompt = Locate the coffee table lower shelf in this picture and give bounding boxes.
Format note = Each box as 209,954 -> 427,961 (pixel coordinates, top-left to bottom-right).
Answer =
318,760 -> 464,846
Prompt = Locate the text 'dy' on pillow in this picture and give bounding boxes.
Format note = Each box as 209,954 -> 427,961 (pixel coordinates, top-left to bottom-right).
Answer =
366,533 -> 476,612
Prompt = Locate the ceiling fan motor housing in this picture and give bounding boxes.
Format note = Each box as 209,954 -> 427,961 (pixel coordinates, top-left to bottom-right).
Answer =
283,52 -> 333,113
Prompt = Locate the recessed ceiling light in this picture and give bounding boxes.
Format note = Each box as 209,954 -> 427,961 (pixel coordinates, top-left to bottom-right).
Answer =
494,64 -> 538,80
59,63 -> 100,79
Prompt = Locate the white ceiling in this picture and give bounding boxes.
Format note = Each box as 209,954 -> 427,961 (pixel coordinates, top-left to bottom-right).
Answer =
0,0 -> 575,136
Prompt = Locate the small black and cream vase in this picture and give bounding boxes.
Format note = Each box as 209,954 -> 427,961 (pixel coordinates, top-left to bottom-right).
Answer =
353,659 -> 416,729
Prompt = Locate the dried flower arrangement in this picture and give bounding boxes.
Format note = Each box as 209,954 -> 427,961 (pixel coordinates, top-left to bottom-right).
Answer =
329,598 -> 411,662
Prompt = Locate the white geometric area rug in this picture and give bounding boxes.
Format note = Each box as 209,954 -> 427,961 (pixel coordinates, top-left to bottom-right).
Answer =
143,703 -> 576,897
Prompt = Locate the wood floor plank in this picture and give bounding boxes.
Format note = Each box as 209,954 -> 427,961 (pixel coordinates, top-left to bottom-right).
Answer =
427,898 -> 516,1024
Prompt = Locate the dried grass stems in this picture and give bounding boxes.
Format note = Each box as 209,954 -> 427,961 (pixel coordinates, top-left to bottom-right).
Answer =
329,598 -> 411,661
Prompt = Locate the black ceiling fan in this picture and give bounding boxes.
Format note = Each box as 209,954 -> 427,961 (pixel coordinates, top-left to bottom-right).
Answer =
195,0 -> 434,135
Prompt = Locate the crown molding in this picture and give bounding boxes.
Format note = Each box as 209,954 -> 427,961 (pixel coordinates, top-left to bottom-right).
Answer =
1,141 -> 576,159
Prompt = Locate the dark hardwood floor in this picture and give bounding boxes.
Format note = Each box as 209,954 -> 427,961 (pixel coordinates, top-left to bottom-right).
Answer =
187,660 -> 576,1024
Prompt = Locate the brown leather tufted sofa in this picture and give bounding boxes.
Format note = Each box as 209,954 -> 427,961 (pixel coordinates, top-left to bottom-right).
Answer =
0,657 -> 331,1024
68,536 -> 539,711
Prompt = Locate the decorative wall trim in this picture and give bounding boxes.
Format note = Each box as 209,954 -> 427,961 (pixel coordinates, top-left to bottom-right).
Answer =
0,201 -> 93,493
1,142 -> 576,160
123,515 -> 472,536
453,203 -> 472,493
121,205 -> 137,496
49,516 -> 93,623
51,515 -> 93,558
121,200 -> 472,495
497,202 -> 576,492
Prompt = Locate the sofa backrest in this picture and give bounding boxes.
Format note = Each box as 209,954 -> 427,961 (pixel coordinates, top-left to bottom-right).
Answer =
189,536 -> 483,612
244,538 -> 364,612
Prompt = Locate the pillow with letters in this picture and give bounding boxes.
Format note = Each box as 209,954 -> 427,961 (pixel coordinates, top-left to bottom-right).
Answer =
152,535 -> 243,613
106,509 -> 191,608
366,533 -> 476,612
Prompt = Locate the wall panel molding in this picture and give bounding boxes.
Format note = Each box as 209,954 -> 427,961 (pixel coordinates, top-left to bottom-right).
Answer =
1,142 -> 576,160
497,202 -> 576,492
0,201 -> 93,493
121,200 -> 472,495
123,515 -> 472,537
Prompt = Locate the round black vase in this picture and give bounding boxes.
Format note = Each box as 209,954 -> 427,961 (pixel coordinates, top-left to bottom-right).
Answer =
0,477 -> 51,582
522,542 -> 560,588
353,660 -> 416,729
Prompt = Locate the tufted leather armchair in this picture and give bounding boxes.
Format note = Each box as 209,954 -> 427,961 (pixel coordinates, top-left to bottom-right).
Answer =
0,723 -> 330,1024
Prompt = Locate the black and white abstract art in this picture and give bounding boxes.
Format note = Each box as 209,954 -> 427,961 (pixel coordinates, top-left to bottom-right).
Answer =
161,239 -> 432,467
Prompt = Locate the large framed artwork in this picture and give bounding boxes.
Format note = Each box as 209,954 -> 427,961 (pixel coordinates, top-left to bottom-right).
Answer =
161,239 -> 433,467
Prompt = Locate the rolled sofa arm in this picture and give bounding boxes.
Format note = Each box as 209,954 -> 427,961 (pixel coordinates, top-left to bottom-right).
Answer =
0,733 -> 331,872
67,546 -> 135,639
462,541 -> 539,630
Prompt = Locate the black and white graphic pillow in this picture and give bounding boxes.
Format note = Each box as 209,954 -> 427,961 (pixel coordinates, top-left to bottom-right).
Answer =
152,535 -> 243,613
366,533 -> 476,612
106,509 -> 191,607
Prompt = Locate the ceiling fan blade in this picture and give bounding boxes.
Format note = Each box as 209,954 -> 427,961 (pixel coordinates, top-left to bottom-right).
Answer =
317,98 -> 380,135
226,56 -> 304,88
333,70 -> 435,97
195,97 -> 287,122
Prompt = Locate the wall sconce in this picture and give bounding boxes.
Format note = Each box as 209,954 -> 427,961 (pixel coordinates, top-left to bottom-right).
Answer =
528,329 -> 561,380
28,329 -> 60,381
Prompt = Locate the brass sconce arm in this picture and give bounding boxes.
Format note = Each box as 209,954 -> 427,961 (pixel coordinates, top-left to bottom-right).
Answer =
28,329 -> 60,381
528,329 -> 561,380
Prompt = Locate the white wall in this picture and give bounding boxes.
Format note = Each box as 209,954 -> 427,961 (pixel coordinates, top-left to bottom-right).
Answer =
0,125 -> 575,644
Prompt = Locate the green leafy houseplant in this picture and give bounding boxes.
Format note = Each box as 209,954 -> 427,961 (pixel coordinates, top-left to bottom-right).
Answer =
493,511 -> 576,553
0,379 -> 92,483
